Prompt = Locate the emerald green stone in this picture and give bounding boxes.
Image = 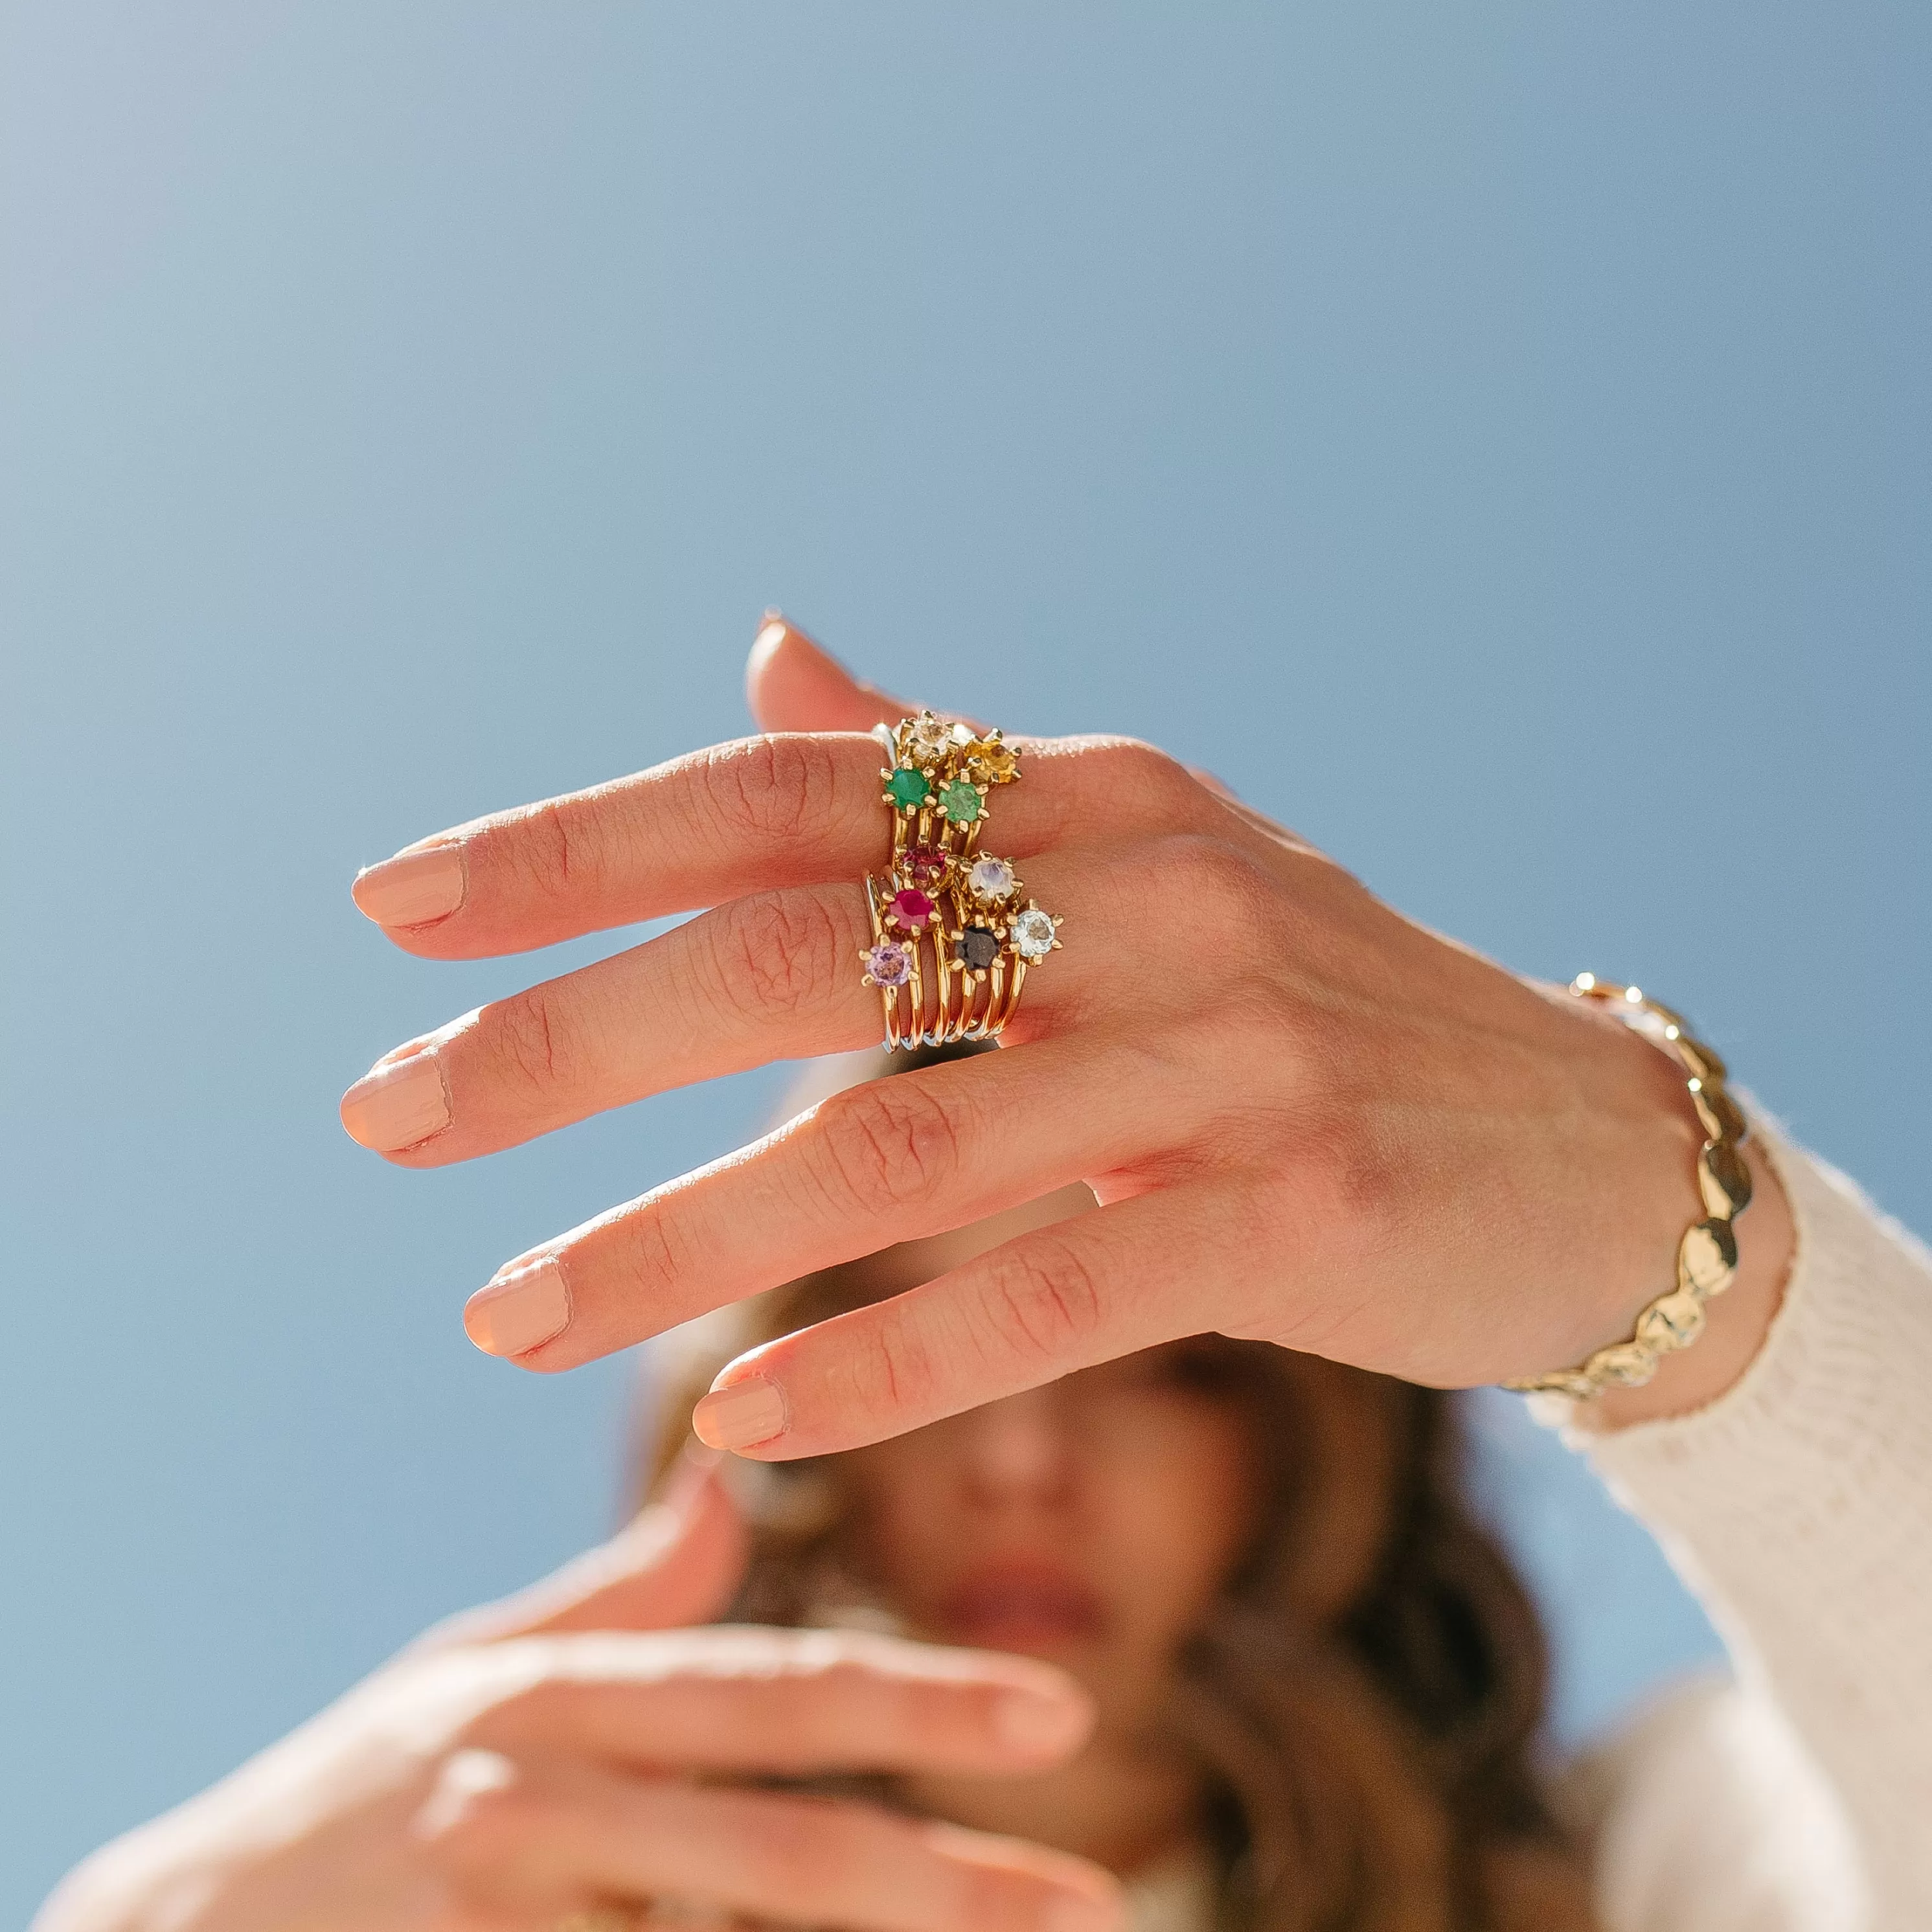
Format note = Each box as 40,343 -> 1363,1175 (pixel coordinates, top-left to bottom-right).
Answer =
886,766 -> 933,810
938,778 -> 983,823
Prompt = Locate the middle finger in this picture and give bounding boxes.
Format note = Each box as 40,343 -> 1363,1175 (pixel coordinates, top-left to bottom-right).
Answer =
341,838 -> 1126,1166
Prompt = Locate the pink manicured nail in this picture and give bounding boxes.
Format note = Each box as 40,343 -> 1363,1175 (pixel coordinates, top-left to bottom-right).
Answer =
339,1054 -> 451,1152
464,1256 -> 571,1358
352,845 -> 466,928
692,1378 -> 788,1451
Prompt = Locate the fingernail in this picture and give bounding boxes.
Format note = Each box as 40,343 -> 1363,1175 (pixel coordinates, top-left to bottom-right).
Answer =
352,845 -> 466,928
993,1688 -> 1092,1760
692,1377 -> 788,1452
339,1054 -> 451,1152
464,1256 -> 571,1358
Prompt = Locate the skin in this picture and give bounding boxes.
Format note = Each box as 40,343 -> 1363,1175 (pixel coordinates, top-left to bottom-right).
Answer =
337,620 -> 1795,1451
41,1196 -> 1261,1931
831,1190 -> 1261,1875
34,1457 -> 1128,1932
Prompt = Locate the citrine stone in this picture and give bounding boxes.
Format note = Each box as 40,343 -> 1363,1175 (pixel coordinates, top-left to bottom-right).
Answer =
886,767 -> 933,810
956,927 -> 999,972
966,739 -> 1019,784
938,779 -> 983,824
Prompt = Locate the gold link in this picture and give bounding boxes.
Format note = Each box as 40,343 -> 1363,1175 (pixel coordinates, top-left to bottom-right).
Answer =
1688,1076 -> 1747,1144
1637,1290 -> 1707,1348
1504,977 -> 1752,1402
1698,1137 -> 1753,1219
1678,1217 -> 1740,1297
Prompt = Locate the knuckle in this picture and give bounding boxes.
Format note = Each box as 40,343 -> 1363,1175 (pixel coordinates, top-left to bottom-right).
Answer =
710,891 -> 845,1021
486,984 -> 581,1093
413,1749 -> 551,1875
512,799 -> 589,900
616,1194 -> 689,1295
865,1313 -> 942,1418
1089,738 -> 1207,819
1142,832 -> 1272,920
979,1236 -> 1105,1366
812,1079 -> 968,1218
701,734 -> 839,847
740,1798 -> 854,1895
1305,1104 -> 1404,1236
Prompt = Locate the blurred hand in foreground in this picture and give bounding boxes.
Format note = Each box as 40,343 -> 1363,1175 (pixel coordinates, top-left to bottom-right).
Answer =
36,1460 -> 1116,1932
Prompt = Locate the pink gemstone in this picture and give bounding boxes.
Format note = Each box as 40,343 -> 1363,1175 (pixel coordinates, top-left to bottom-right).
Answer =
887,887 -> 936,930
865,942 -> 913,988
903,846 -> 948,883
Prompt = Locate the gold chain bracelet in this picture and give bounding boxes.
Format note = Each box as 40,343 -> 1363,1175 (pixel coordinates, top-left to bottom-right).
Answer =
1503,974 -> 1753,1400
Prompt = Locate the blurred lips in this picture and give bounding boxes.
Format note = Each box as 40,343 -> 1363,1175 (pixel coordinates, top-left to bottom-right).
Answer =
938,1562 -> 1108,1652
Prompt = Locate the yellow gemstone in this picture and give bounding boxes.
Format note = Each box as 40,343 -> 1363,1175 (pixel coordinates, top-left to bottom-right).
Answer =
965,738 -> 1019,783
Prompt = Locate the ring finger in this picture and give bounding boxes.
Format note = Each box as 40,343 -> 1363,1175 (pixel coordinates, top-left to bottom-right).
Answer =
464,1031 -> 1197,1367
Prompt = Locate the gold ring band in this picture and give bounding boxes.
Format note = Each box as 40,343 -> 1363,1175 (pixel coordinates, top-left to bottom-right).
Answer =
859,713 -> 1062,1049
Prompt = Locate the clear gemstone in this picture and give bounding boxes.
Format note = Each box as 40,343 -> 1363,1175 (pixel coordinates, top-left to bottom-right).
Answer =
907,713 -> 954,757
863,942 -> 913,988
1012,908 -> 1057,959
968,856 -> 1016,902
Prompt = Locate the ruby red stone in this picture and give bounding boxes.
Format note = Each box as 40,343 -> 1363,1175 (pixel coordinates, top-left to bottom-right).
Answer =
903,845 -> 948,882
887,887 -> 936,930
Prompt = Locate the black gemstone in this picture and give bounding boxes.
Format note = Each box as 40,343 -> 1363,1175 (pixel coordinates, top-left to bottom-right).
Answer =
957,927 -> 1000,972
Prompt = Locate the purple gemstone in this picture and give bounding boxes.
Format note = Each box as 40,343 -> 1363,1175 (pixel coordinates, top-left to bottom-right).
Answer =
865,942 -> 913,988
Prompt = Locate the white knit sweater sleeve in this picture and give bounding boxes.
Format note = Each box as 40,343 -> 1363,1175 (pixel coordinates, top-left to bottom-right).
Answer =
1569,1119 -> 1932,1928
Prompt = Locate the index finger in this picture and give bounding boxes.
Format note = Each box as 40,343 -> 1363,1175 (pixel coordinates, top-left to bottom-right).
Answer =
348,729 -> 1209,960
351,731 -> 892,959
483,1625 -> 1097,1776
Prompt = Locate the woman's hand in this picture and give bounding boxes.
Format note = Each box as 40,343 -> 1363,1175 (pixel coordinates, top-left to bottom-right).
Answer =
339,620 -> 1791,1455
36,1461 -> 1118,1932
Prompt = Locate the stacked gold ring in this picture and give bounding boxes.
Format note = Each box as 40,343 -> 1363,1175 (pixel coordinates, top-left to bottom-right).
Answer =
858,712 -> 1063,1050
1503,975 -> 1753,1400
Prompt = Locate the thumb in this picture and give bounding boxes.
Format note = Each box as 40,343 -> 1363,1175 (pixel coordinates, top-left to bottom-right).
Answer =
747,614 -> 982,734
416,1450 -> 748,1651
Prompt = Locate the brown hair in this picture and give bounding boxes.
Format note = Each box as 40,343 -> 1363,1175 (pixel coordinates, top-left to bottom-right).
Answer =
649,1054 -> 1597,1932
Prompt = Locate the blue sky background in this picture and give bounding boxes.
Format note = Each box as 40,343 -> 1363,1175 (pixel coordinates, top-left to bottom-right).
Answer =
3,3 -> 1927,1917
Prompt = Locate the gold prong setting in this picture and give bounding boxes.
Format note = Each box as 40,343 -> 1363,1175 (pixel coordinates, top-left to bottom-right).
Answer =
860,713 -> 1058,1048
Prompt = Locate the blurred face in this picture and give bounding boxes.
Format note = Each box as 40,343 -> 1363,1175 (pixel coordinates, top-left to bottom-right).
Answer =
829,1188 -> 1262,1872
